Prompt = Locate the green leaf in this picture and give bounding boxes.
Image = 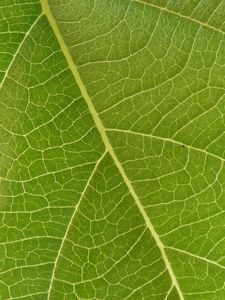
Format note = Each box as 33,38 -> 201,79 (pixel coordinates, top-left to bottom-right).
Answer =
1,0 -> 225,299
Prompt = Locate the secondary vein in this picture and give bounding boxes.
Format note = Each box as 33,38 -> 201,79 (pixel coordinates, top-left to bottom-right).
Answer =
0,13 -> 43,89
46,150 -> 107,299
133,0 -> 225,36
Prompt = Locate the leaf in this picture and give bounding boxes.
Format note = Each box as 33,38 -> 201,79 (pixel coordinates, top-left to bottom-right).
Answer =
1,0 -> 225,299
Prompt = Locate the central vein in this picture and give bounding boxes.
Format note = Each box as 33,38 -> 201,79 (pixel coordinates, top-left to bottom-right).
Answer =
40,1 -> 184,299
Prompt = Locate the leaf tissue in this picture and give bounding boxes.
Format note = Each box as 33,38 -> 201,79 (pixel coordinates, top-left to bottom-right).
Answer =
1,0 -> 225,299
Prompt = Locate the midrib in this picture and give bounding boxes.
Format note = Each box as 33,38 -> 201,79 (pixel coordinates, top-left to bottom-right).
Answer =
41,1 -> 184,299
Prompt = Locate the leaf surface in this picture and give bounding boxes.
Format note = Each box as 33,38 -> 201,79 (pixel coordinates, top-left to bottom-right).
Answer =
1,0 -> 225,299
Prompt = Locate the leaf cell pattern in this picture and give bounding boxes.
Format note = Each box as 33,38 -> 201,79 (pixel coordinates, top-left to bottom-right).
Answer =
1,0 -> 225,299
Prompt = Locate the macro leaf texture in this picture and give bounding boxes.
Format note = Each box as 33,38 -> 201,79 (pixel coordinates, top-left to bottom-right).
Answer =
1,0 -> 225,299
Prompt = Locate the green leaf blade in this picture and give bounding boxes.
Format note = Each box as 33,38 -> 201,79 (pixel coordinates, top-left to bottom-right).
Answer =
1,0 -> 225,299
